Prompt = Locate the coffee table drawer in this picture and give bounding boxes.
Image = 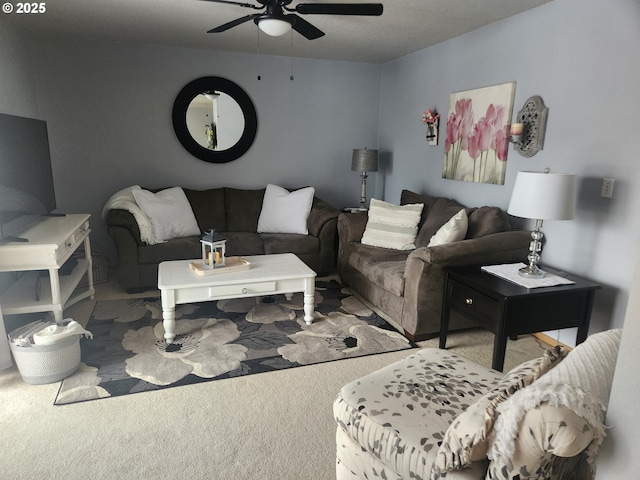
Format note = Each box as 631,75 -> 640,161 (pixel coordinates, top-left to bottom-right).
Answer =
209,281 -> 277,298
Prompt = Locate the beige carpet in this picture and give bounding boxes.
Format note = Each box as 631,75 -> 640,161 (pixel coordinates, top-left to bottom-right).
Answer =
0,276 -> 549,480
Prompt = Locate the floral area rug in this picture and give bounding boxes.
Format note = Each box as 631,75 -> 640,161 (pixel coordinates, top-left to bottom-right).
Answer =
54,280 -> 414,405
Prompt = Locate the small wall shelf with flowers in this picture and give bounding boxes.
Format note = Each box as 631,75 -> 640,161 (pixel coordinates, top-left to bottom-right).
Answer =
423,109 -> 440,145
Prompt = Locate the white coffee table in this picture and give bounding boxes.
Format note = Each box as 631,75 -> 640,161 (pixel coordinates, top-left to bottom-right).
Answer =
158,253 -> 317,344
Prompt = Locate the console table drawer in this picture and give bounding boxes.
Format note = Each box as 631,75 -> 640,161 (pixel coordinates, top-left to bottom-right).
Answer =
209,281 -> 277,298
449,280 -> 500,320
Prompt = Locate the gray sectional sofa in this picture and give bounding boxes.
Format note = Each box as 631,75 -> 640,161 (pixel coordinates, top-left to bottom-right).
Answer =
337,189 -> 532,341
105,187 -> 340,292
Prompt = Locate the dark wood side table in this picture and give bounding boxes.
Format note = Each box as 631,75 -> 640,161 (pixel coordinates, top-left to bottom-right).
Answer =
440,265 -> 601,371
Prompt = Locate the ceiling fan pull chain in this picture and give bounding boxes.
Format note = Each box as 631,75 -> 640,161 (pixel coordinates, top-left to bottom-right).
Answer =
290,30 -> 294,81
257,26 -> 262,81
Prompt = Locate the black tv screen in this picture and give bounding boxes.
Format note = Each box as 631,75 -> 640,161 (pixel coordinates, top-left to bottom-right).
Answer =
0,113 -> 57,241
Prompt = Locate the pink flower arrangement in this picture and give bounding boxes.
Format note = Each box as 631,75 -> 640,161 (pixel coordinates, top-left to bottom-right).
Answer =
422,109 -> 440,125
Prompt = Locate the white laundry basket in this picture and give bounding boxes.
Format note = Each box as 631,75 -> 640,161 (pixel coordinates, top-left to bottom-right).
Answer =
9,335 -> 81,385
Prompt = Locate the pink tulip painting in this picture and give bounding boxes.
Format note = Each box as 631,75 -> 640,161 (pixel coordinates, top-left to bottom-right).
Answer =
442,83 -> 516,185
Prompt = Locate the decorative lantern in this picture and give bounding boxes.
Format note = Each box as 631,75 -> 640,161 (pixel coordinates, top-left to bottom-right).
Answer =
200,229 -> 226,269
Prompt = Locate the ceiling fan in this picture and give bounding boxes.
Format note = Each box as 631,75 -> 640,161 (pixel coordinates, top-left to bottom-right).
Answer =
200,0 -> 383,40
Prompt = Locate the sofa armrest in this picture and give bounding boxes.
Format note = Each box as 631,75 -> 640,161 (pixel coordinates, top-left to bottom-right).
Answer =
407,230 -> 532,267
307,197 -> 341,238
105,209 -> 143,246
486,404 -> 594,479
400,231 -> 531,339
337,211 -> 368,245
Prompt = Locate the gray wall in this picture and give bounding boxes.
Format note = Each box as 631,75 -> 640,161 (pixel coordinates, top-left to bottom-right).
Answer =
378,0 -> 640,340
23,38 -> 381,259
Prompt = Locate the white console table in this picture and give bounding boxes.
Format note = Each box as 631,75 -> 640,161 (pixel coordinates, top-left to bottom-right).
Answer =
0,214 -> 95,322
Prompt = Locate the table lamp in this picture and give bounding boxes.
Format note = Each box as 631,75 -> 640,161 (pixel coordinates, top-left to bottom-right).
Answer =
351,148 -> 378,209
507,170 -> 577,278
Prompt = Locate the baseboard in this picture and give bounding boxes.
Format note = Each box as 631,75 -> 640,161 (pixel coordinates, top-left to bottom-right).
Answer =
532,332 -> 573,350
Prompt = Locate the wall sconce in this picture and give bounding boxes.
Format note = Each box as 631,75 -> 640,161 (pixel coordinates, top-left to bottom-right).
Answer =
509,95 -> 549,157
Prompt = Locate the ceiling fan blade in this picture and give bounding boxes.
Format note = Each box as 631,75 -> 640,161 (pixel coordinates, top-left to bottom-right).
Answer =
207,14 -> 258,33
288,14 -> 325,40
295,3 -> 383,16
198,0 -> 261,9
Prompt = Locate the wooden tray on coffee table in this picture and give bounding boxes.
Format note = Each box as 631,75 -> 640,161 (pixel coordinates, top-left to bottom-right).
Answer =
189,256 -> 252,276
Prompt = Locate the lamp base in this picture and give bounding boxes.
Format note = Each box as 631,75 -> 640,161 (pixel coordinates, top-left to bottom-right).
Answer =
518,264 -> 545,278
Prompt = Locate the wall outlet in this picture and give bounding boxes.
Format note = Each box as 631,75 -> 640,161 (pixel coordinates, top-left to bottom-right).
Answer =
601,178 -> 615,198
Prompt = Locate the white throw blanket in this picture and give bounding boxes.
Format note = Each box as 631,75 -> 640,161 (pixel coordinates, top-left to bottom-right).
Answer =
102,185 -> 157,245
489,329 -> 622,470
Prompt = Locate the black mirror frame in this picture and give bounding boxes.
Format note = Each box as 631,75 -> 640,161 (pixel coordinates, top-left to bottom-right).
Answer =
172,76 -> 258,164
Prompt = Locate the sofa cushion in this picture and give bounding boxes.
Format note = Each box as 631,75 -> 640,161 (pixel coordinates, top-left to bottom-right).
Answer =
343,243 -> 409,296
224,187 -> 265,232
183,188 -> 227,232
219,232 -> 265,256
400,189 -> 440,229
428,208 -> 468,247
466,206 -> 511,239
261,233 -> 319,255
416,197 -> 467,248
257,184 -> 315,235
334,348 -> 503,480
132,187 -> 201,243
138,235 -> 201,264
431,346 -> 566,478
362,198 -> 424,250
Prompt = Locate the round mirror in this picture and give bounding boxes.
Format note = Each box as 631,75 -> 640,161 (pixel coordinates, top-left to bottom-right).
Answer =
172,77 -> 258,163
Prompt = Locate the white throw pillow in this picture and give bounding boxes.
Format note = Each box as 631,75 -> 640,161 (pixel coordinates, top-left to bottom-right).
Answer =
361,198 -> 424,250
132,187 -> 200,243
257,184 -> 315,235
428,208 -> 468,247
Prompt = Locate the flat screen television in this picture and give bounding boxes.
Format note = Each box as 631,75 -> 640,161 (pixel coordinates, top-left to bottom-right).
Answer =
0,113 -> 57,242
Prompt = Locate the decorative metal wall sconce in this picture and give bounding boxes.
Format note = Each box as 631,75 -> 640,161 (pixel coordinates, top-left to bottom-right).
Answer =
509,95 -> 549,157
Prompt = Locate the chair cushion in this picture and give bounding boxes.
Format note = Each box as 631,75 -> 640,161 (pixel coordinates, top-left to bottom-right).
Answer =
430,346 -> 566,478
334,348 -> 503,480
361,198 -> 424,250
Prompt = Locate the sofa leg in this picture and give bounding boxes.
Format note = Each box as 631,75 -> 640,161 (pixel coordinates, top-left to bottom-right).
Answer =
403,330 -> 439,343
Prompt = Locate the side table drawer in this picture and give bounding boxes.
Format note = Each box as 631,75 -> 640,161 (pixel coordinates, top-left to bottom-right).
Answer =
448,280 -> 500,320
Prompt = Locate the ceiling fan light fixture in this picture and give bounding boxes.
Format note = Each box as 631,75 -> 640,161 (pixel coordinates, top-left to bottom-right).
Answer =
257,18 -> 292,36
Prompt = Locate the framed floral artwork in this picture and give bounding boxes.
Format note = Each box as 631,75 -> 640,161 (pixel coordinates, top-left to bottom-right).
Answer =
443,82 -> 516,185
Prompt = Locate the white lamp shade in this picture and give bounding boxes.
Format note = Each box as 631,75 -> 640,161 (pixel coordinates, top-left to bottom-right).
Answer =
258,18 -> 292,36
508,171 -> 577,220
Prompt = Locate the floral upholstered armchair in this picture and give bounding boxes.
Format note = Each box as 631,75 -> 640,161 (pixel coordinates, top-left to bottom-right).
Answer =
334,329 -> 621,480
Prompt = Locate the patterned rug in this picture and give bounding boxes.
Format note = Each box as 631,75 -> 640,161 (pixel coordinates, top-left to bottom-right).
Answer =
54,280 -> 414,405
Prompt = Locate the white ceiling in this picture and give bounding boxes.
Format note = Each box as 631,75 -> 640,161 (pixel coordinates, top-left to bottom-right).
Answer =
7,0 -> 552,64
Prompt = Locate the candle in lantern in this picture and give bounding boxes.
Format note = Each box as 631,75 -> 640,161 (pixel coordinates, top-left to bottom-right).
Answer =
215,251 -> 221,264
510,123 -> 524,135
